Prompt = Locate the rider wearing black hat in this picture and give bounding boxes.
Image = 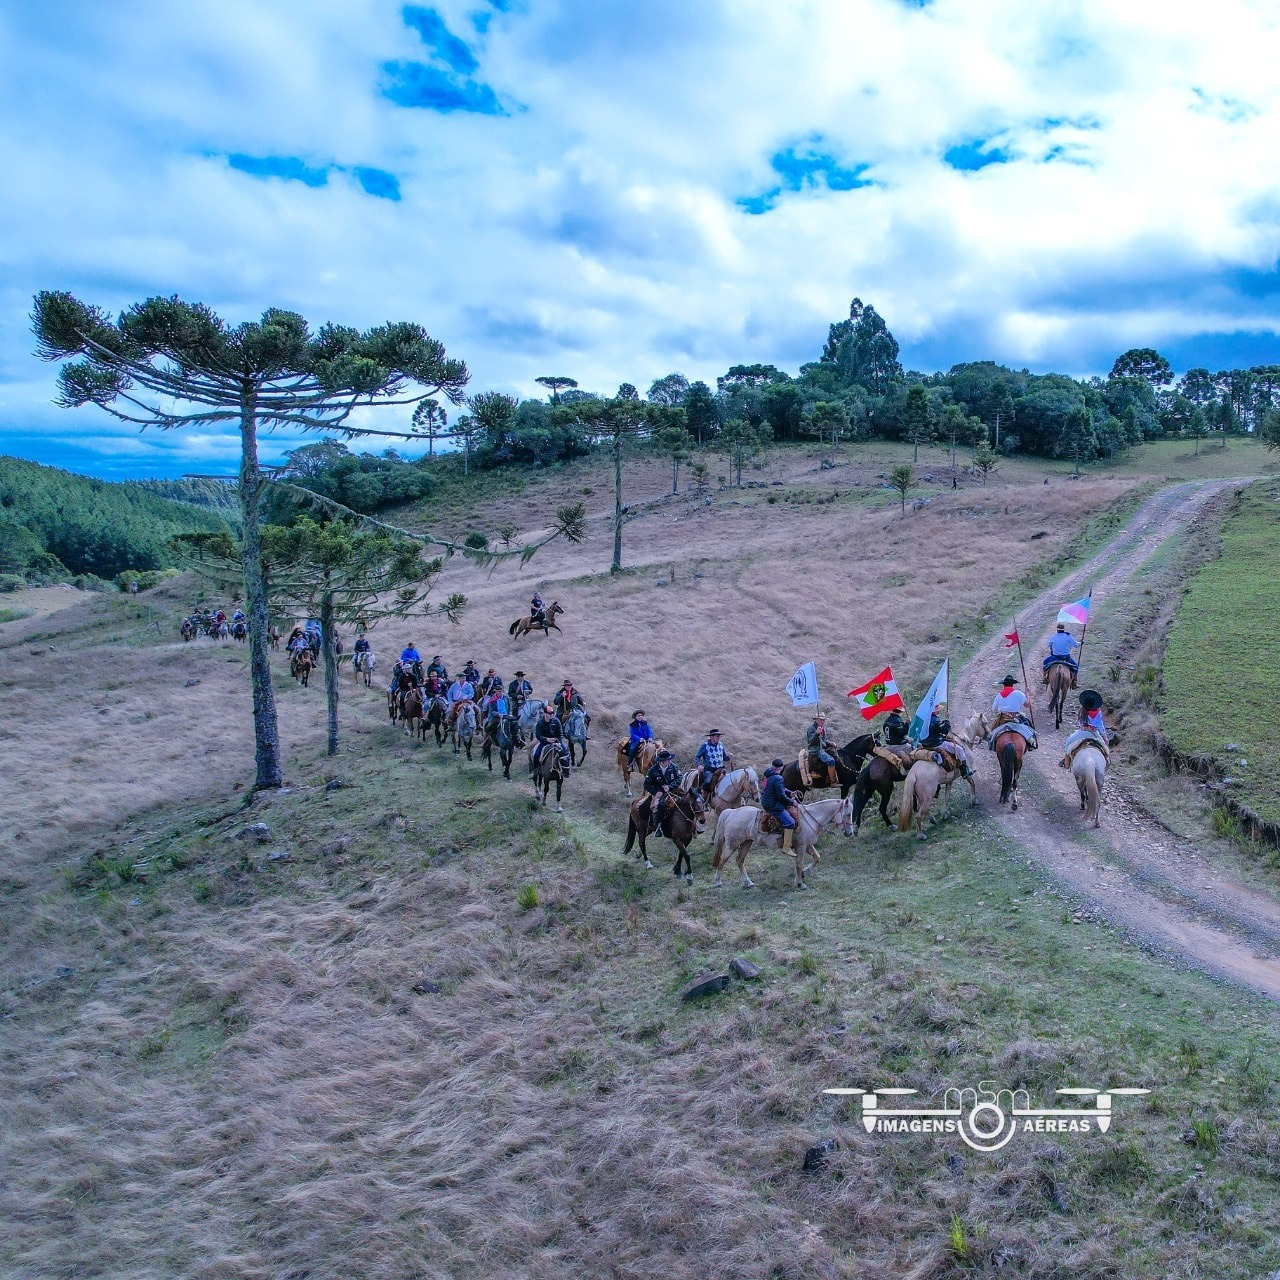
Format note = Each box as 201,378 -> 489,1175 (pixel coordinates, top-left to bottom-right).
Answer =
508,670 -> 533,706
761,757 -> 798,855
643,748 -> 681,835
693,727 -> 727,792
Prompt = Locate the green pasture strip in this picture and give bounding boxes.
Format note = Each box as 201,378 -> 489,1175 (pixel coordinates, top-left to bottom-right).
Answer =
1091,436 -> 1280,481
1161,480 -> 1280,824
64,733 -> 1280,1278
0,607 -> 31,623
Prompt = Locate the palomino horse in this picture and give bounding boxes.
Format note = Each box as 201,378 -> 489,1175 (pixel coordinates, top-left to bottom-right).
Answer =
529,744 -> 567,812
897,760 -> 979,840
1072,745 -> 1107,827
564,707 -> 588,767
1046,662 -> 1074,730
482,712 -> 522,779
352,650 -> 376,687
851,746 -> 915,830
617,738 -> 663,797
290,649 -> 314,687
711,796 -> 855,890
781,734 -> 877,799
509,600 -> 565,639
679,765 -> 760,811
452,701 -> 477,759
623,788 -> 707,881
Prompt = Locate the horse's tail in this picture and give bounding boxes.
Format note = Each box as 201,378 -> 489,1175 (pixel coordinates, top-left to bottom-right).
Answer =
897,773 -> 916,832
711,815 -> 727,869
999,742 -> 1016,804
622,816 -> 637,855
508,618 -> 520,636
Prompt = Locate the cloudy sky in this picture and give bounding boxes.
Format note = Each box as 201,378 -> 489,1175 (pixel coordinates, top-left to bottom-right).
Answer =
5,0 -> 1280,477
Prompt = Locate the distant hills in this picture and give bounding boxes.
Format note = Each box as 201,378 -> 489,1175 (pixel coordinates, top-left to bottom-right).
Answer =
0,455 -> 234,585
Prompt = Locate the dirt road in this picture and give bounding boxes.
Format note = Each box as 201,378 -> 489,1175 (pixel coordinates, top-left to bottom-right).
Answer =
953,480 -> 1280,999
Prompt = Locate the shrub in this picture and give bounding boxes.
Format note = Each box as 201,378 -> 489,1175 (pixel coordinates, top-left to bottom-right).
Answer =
517,883 -> 539,911
0,573 -> 25,593
464,531 -> 489,551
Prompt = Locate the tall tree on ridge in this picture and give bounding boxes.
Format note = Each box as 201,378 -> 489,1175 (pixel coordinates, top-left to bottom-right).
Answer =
33,291 -> 469,790
535,375 -> 578,405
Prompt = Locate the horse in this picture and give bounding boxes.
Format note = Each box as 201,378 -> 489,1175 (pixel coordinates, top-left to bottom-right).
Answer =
529,743 -> 568,812
565,707 -> 588,767
851,746 -> 915,830
352,650 -> 377,687
1046,662 -> 1074,730
711,796 -> 854,890
509,600 -> 565,639
781,734 -> 877,799
482,711 -> 522,779
425,695 -> 449,746
400,687 -> 426,740
290,649 -> 314,687
709,766 -> 761,812
517,698 -> 546,740
896,759 -> 978,840
180,618 -> 194,642
452,701 -> 477,759
994,726 -> 1027,809
1072,745 -> 1107,827
617,738 -> 663,797
268,624 -> 281,651
623,788 -> 707,881
212,619 -> 230,640
232,619 -> 248,644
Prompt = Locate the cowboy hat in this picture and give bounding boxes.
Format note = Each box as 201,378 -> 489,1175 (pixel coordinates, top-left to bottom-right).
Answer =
514,670 -> 525,677
771,757 -> 785,768
657,749 -> 674,761
1078,689 -> 1103,710
707,728 -> 721,735
1055,623 -> 1067,631
1000,675 -> 1019,685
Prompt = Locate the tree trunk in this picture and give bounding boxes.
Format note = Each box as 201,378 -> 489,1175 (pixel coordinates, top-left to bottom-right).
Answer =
671,455 -> 678,495
321,586 -> 339,757
239,387 -> 284,789
612,433 -> 623,573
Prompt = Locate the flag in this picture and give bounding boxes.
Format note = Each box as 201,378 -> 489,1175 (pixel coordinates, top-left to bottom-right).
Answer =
847,666 -> 904,720
908,658 -> 949,742
1057,594 -> 1091,627
1003,630 -> 1020,648
786,662 -> 819,707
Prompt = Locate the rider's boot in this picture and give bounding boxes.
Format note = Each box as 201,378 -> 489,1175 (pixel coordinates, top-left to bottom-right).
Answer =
781,827 -> 794,855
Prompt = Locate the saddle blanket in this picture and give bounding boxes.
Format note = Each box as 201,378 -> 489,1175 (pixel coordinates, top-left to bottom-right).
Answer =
988,721 -> 1038,751
1062,729 -> 1110,766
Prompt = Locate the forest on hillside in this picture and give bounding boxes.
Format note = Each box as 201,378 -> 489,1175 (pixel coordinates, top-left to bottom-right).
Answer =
0,457 -> 232,586
278,299 -> 1280,513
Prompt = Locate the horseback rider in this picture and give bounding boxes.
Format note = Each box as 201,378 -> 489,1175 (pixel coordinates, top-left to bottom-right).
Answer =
532,702 -> 570,770
1062,690 -> 1110,768
353,634 -> 371,656
554,679 -> 589,735
478,668 -> 503,699
920,703 -> 974,778
530,591 -> 546,628
806,712 -> 836,775
287,626 -> 307,654
400,643 -> 424,684
693,728 -> 728,793
643,748 -> 682,835
508,671 -> 533,707
882,708 -> 909,746
462,658 -> 482,687
482,684 -> 510,736
447,672 -> 475,724
231,608 -> 245,623
626,710 -> 653,768
761,758 -> 799,856
425,654 -> 448,681
1043,623 -> 1080,687
422,669 -> 446,701
991,675 -> 1028,720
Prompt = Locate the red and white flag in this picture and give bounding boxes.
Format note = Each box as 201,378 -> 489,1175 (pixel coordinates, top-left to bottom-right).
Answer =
847,666 -> 905,720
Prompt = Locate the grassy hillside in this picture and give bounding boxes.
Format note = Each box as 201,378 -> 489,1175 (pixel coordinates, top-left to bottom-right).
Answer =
1161,479 -> 1280,825
0,454 -> 231,584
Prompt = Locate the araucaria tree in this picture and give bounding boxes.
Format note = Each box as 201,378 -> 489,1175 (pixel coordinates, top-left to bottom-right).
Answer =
33,292 -> 468,789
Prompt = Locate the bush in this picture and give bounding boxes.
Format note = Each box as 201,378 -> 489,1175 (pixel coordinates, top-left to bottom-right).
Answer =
0,573 -> 25,593
73,574 -> 113,592
464,531 -> 489,551
517,883 -> 539,911
115,568 -> 180,592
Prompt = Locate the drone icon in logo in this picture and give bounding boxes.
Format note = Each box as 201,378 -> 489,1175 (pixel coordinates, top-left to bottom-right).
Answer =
824,1083 -> 1150,1152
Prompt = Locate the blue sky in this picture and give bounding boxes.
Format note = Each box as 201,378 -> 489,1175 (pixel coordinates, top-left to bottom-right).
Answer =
4,0 -> 1280,477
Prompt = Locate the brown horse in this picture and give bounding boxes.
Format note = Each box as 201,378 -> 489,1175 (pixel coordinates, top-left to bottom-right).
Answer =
509,600 -> 564,639
268,624 -> 281,651
781,734 -> 876,799
530,743 -> 567,812
400,688 -> 426,739
994,727 -> 1027,809
290,649 -> 314,687
1046,663 -> 1074,730
623,788 -> 706,880
617,738 -> 663,797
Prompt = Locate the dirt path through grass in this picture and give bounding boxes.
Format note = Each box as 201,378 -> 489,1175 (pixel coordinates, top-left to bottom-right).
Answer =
953,479 -> 1280,998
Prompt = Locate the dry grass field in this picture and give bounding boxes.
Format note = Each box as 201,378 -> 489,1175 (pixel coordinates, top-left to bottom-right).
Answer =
4,444 -> 1280,1280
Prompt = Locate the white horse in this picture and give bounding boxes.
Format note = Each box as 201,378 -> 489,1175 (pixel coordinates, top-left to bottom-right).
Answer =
517,698 -> 545,740
897,759 -> 978,840
351,650 -> 377,687
452,701 -> 477,759
1071,746 -> 1107,827
564,707 -> 588,767
710,796 -> 854,890
711,766 -> 760,812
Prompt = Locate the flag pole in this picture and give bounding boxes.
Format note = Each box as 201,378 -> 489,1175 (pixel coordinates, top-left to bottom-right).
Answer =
1013,614 -> 1035,730
1074,588 -> 1094,680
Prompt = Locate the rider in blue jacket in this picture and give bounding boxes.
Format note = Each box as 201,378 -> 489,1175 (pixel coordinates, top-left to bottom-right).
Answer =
1042,624 -> 1080,686
627,710 -> 653,766
761,759 -> 797,856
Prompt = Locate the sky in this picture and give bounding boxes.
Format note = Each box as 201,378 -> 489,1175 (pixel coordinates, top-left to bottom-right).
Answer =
5,0 -> 1280,478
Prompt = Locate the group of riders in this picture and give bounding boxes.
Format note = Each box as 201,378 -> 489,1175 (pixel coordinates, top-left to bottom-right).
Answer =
181,607 -> 246,641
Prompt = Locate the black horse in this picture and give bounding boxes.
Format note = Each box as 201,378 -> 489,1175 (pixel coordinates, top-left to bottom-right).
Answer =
781,734 -> 877,799
482,712 -> 522,779
851,746 -> 915,830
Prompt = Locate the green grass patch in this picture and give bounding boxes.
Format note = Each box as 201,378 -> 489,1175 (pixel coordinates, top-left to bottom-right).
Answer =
1162,480 -> 1280,823
0,606 -> 31,623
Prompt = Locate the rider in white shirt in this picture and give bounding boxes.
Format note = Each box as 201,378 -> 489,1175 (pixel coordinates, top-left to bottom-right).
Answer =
991,676 -> 1027,718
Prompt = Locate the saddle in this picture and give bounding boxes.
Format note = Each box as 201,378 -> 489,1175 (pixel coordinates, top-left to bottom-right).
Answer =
1063,731 -> 1111,768
872,744 -> 912,777
910,744 -> 964,773
761,813 -> 783,835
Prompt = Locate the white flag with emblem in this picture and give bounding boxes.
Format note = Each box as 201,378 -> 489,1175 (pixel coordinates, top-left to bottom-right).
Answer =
908,658 -> 948,742
786,662 -> 819,707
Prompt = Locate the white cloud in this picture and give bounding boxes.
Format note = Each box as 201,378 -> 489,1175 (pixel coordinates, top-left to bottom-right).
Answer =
4,0 -> 1280,473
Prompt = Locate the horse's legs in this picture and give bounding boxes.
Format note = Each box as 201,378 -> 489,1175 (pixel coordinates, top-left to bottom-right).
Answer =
554,778 -> 563,814
737,840 -> 754,889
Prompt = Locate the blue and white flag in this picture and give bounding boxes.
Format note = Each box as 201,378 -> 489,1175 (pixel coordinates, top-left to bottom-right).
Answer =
908,658 -> 948,742
786,662 -> 819,707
